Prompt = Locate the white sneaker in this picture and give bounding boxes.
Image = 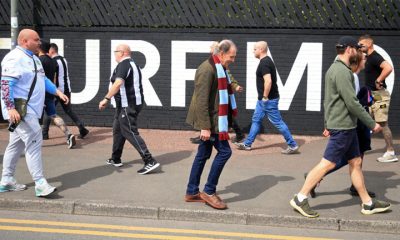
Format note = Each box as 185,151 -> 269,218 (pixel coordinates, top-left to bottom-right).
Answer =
35,178 -> 56,197
0,177 -> 27,192
67,134 -> 76,149
377,154 -> 398,163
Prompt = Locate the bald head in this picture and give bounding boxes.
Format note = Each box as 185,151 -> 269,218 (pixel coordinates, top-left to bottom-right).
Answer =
114,44 -> 132,63
17,29 -> 41,53
253,41 -> 268,59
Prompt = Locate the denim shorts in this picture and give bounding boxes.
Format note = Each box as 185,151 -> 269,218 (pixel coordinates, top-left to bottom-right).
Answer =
323,129 -> 361,164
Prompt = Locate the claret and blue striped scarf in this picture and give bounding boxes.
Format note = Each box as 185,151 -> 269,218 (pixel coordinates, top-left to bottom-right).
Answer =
212,55 -> 238,140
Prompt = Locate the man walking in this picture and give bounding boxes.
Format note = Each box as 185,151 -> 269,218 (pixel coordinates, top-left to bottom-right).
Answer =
185,40 -> 237,210
236,41 -> 298,154
290,36 -> 390,218
358,35 -> 397,163
99,44 -> 160,174
0,29 -> 68,197
45,43 -> 89,139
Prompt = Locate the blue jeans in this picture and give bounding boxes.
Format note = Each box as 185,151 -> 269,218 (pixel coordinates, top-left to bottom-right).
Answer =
186,134 -> 232,195
244,99 -> 297,148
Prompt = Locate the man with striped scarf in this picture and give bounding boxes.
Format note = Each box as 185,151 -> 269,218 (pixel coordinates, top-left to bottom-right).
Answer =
185,40 -> 237,210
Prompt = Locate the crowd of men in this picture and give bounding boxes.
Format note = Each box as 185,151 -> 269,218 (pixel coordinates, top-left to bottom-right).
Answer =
0,29 -> 396,217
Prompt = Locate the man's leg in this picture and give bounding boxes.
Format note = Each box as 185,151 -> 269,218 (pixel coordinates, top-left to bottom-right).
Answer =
201,138 -> 231,209
109,109 -> 125,167
376,121 -> 398,163
239,101 -> 265,148
119,106 -> 160,174
186,140 -> 213,195
265,98 -> 297,148
1,127 -> 26,191
299,158 -> 336,196
57,94 -> 89,138
348,156 -> 391,214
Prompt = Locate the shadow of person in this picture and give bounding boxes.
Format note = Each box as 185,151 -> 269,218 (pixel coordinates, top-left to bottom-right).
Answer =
0,154 -> 2,164
218,175 -> 294,203
364,143 -> 400,156
43,150 -> 192,194
77,128 -> 113,146
251,138 -> 306,151
313,170 -> 400,210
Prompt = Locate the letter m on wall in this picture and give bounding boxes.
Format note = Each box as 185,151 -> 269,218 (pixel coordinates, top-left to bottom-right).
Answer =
246,42 -> 323,111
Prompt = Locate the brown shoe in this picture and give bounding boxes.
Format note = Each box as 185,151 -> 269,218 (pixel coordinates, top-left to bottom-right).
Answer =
185,193 -> 205,202
199,192 -> 227,210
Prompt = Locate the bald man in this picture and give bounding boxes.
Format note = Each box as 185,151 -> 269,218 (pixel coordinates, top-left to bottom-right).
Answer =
99,44 -> 160,174
1,29 -> 68,197
236,41 -> 298,153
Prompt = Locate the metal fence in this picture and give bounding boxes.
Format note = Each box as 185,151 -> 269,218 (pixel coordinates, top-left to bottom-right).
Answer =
0,0 -> 399,30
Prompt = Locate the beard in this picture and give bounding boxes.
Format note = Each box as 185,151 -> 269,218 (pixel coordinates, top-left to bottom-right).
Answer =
349,52 -> 358,65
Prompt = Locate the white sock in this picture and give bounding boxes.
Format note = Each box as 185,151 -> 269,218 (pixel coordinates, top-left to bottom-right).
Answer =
384,151 -> 395,157
297,193 -> 307,202
363,200 -> 373,206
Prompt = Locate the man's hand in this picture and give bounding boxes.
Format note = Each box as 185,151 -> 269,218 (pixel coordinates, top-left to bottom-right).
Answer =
322,128 -> 330,137
7,108 -> 21,124
235,85 -> 243,93
200,129 -> 211,141
56,90 -> 69,104
375,81 -> 383,90
372,123 -> 382,133
99,99 -> 108,111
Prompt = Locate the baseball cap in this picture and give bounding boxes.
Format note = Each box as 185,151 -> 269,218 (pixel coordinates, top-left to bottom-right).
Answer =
336,36 -> 362,49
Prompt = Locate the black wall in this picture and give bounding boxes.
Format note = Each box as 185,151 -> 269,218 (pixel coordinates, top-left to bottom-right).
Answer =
1,27 -> 399,136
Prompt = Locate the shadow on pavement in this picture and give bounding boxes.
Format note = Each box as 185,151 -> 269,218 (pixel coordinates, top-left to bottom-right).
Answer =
42,150 -> 192,194
250,139 -> 306,151
218,174 -> 294,203
313,170 -> 400,210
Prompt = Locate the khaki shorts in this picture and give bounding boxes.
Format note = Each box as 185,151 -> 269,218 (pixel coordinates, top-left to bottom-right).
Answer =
371,89 -> 390,123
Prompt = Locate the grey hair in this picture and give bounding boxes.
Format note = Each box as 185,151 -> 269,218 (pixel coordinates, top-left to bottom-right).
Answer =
213,39 -> 236,55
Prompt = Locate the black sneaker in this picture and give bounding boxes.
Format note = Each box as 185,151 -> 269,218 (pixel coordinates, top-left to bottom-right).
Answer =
290,194 -> 319,218
349,185 -> 376,198
231,134 -> 245,143
361,199 -> 391,215
79,128 -> 89,139
137,160 -> 160,175
67,134 -> 76,149
106,159 -> 123,167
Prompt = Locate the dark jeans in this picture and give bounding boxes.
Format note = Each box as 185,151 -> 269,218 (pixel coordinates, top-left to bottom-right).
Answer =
111,105 -> 153,163
56,92 -> 85,130
186,134 -> 232,195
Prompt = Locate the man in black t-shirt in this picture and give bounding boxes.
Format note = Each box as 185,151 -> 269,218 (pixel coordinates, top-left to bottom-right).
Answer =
359,35 -> 397,163
99,44 -> 160,174
235,41 -> 298,154
39,41 -> 76,149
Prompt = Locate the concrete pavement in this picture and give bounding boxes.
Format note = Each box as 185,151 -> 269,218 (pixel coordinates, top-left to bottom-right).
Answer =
0,126 -> 399,234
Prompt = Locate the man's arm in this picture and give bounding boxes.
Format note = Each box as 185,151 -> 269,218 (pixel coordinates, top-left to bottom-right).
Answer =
98,78 -> 124,110
376,61 -> 393,89
262,73 -> 272,100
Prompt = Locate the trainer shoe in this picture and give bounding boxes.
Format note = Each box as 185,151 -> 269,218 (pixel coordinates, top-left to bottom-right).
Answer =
231,134 -> 245,144
137,160 -> 160,175
235,142 -> 251,151
290,194 -> 319,218
281,145 -> 299,154
79,128 -> 89,139
0,178 -> 27,192
349,185 -> 376,198
42,132 -> 49,140
35,178 -> 56,197
377,154 -> 398,163
67,134 -> 76,149
106,158 -> 123,167
361,199 -> 391,215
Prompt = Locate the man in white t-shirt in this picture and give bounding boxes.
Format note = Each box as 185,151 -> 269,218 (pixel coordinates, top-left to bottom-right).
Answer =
0,29 -> 68,197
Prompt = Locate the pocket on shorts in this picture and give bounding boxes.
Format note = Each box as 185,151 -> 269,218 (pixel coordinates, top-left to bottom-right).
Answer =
371,90 -> 390,122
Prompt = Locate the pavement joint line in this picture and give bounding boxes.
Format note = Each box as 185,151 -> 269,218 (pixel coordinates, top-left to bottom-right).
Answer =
0,198 -> 399,234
